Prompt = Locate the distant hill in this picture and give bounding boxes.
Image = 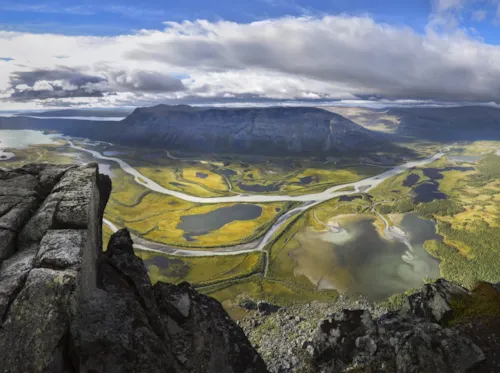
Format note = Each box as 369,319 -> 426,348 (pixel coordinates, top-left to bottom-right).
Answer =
16,109 -> 132,118
390,106 -> 500,140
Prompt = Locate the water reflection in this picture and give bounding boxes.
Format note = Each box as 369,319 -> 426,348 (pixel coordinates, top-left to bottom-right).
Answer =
291,213 -> 441,301
177,204 -> 263,241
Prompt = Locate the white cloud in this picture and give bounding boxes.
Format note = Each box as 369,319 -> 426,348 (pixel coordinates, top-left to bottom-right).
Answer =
433,0 -> 465,12
32,80 -> 53,91
2,15 -> 500,108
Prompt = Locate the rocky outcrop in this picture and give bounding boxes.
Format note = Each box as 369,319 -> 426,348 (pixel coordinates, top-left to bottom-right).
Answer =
0,164 -> 267,373
71,228 -> 266,373
241,280 -> 488,373
0,163 -> 105,372
401,278 -> 470,323
313,309 -> 483,373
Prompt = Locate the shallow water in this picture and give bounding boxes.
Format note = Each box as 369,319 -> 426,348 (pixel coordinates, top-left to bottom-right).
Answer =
103,151 -> 127,156
0,129 -> 57,149
447,155 -> 482,163
178,204 -> 263,241
196,172 -> 208,179
413,182 -> 448,203
292,213 -> 441,301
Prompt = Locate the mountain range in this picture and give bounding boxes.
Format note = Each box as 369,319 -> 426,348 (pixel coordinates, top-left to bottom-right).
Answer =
3,104 -> 500,156
1,105 -> 389,156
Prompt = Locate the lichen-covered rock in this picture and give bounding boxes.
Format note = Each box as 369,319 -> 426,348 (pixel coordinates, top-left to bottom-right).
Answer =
241,281 -> 487,373
312,308 -> 484,373
0,164 -> 269,373
0,268 -> 79,373
402,278 -> 470,323
0,229 -> 16,260
0,163 -> 108,373
35,229 -> 86,269
72,229 -> 268,373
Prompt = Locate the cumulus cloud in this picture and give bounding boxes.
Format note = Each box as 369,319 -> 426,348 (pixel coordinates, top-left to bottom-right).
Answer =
105,69 -> 186,92
2,15 -> 500,107
7,68 -> 106,101
4,67 -> 185,101
126,17 -> 500,102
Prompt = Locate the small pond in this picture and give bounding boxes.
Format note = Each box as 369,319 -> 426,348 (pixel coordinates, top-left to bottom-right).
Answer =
339,195 -> 362,202
177,204 -> 263,241
412,166 -> 475,203
403,173 -> 420,187
196,172 -> 208,179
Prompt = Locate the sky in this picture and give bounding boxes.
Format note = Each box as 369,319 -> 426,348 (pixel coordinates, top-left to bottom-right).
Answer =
1,0 -> 500,109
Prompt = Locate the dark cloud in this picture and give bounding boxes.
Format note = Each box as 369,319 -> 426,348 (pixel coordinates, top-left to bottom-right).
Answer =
7,67 -> 105,101
5,67 -> 185,101
106,70 -> 186,92
10,67 -> 104,87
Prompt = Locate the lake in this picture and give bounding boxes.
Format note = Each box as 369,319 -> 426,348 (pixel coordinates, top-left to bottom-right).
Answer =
0,130 -> 57,149
177,204 -> 263,241
291,213 -> 441,301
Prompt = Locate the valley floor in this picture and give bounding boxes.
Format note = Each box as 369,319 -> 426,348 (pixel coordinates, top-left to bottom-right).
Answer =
2,133 -> 500,318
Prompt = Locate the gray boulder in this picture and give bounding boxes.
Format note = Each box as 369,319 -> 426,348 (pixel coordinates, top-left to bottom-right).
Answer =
312,281 -> 484,373
402,278 -> 470,323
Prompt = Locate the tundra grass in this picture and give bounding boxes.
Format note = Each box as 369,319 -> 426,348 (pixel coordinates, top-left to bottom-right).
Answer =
202,275 -> 337,319
105,173 -> 289,247
135,249 -> 265,287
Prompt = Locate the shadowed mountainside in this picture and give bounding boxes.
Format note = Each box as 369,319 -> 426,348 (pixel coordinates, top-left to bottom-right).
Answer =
0,105 -> 396,157
392,106 -> 500,140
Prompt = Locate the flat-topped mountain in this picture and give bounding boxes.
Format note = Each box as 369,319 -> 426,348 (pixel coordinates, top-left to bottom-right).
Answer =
118,104 -> 387,156
0,105 -> 390,156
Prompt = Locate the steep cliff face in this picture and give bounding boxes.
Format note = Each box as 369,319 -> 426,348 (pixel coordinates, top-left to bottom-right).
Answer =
0,164 -> 267,373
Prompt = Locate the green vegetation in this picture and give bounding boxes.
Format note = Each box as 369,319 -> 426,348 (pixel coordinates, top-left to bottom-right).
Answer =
105,168 -> 291,247
379,288 -> 420,311
448,282 -> 500,326
415,200 -> 464,218
202,275 -> 337,319
0,142 -> 78,169
11,138 -> 500,313
364,146 -> 500,292
135,249 -> 265,287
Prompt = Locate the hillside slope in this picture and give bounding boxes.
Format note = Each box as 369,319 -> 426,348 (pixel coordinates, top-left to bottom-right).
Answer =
116,105 -> 387,156
392,106 -> 500,140
0,105 -> 391,157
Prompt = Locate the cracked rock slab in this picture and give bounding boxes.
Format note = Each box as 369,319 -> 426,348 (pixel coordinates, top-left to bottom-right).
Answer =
0,267 -> 78,373
36,229 -> 86,270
